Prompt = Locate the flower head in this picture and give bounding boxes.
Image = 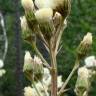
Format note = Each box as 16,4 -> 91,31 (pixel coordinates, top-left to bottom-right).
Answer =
85,56 -> 96,68
23,52 -> 44,81
35,0 -> 53,9
75,67 -> 90,95
35,0 -> 71,18
35,8 -> 53,23
78,67 -> 89,78
20,16 -> 28,32
57,76 -> 63,88
77,32 -> 92,59
24,86 -> 37,96
21,0 -> 34,11
82,33 -> 92,45
23,51 -> 33,72
34,55 -> 42,65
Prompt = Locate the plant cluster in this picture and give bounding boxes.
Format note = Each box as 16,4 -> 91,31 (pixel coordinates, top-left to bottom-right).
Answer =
20,0 -> 95,96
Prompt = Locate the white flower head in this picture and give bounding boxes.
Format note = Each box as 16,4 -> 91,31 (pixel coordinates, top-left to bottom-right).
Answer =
24,86 -> 36,96
24,51 -> 32,63
20,16 -> 28,32
35,0 -> 64,10
85,56 -> 96,68
34,55 -> 42,65
21,0 -> 34,11
78,67 -> 89,78
43,68 -> 50,79
35,0 -> 54,9
0,59 -> 4,68
23,51 -> 33,72
82,32 -> 92,45
35,8 -> 53,23
57,75 -> 63,88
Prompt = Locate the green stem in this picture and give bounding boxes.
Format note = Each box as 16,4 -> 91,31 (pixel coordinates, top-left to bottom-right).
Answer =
58,58 -> 80,96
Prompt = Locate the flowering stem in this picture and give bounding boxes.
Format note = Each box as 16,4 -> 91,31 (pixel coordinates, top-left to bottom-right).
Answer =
58,58 -> 80,96
50,44 -> 57,96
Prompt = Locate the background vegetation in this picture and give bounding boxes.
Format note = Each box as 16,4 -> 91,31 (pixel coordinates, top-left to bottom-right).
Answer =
0,0 -> 96,96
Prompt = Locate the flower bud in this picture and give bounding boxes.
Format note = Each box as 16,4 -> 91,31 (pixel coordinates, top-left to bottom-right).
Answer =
23,51 -> 35,81
33,56 -> 44,81
20,16 -> 36,44
20,16 -> 28,32
23,52 -> 44,81
53,12 -> 63,29
21,0 -> 34,12
23,51 -> 33,72
77,33 -> 92,59
21,0 -> 37,31
75,67 -> 90,95
35,8 -> 54,40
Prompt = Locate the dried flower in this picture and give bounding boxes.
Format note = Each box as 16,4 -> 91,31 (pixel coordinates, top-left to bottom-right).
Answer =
77,32 -> 92,59
85,56 -> 96,68
21,0 -> 34,12
0,59 -> 4,68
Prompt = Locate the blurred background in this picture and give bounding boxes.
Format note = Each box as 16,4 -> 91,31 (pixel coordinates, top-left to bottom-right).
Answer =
0,0 -> 96,96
